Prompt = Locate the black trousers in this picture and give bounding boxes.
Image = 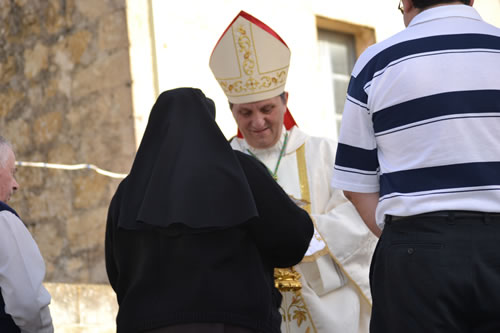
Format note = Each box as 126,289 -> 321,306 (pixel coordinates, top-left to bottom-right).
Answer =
370,212 -> 500,333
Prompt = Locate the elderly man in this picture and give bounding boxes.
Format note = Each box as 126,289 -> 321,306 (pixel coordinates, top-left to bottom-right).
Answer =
210,11 -> 377,333
0,136 -> 53,332
332,0 -> 500,332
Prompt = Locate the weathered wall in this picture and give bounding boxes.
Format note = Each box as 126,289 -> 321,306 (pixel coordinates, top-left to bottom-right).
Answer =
1,0 -> 135,330
1,0 -> 135,283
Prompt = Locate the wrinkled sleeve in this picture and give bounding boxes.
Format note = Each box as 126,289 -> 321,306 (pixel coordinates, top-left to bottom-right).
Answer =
332,73 -> 380,193
0,211 -> 53,333
311,188 -> 377,302
235,151 -> 314,268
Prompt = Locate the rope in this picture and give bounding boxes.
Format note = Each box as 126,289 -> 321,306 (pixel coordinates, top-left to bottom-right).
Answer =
15,161 -> 127,179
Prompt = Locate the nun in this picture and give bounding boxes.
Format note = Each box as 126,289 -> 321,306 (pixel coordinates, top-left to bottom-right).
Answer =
105,88 -> 313,333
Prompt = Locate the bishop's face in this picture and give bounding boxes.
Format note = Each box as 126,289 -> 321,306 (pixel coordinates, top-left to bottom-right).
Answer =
231,93 -> 288,149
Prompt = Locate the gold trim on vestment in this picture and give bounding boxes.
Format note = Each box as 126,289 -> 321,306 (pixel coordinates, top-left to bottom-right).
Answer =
278,143 -> 319,332
297,143 -> 329,263
280,290 -> 318,333
296,144 -> 312,214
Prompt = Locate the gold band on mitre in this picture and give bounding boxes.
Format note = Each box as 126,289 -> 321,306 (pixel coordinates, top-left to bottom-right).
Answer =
209,11 -> 291,104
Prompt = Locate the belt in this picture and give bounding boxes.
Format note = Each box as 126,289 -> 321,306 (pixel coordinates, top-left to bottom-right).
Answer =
385,211 -> 500,223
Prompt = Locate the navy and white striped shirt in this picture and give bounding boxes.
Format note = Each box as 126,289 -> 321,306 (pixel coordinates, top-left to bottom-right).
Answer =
332,5 -> 500,228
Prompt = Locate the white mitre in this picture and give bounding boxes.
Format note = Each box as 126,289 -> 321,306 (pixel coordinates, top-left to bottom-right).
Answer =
209,11 -> 291,104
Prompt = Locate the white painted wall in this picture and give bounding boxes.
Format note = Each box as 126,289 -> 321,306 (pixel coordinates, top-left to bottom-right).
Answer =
127,0 -> 500,143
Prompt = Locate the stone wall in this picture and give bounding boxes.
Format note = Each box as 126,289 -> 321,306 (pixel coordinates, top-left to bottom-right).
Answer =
1,0 -> 136,330
47,283 -> 118,332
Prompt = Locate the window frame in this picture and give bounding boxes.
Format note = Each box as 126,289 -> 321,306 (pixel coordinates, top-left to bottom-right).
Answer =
316,17 -> 376,138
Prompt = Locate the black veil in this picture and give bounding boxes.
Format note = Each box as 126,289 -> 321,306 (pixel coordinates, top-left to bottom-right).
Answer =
117,88 -> 258,230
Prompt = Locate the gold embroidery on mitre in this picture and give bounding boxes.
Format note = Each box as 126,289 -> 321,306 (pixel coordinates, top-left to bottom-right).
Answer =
218,70 -> 287,96
219,21 -> 288,97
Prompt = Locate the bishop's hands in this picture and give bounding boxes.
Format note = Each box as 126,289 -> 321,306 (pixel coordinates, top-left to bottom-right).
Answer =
289,195 -> 309,209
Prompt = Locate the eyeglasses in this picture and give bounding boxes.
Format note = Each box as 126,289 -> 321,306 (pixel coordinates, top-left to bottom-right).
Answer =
398,0 -> 404,14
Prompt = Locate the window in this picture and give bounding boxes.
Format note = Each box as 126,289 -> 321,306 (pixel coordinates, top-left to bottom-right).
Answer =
318,29 -> 356,136
316,17 -> 375,138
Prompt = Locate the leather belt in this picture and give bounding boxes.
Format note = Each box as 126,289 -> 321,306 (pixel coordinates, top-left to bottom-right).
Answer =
385,211 -> 500,223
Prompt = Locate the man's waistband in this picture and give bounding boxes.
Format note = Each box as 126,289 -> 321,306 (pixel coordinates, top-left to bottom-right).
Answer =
385,211 -> 500,224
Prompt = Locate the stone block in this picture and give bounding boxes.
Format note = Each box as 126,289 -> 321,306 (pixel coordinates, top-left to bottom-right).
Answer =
31,221 -> 65,267
68,30 -> 93,64
25,183 -> 73,220
16,165 -> 45,188
4,117 -> 31,154
45,282 -> 80,325
48,143 -> 77,165
52,29 -> 92,70
46,0 -> 68,35
6,2 -> 42,41
89,257 -> 108,284
79,284 -> 118,325
45,282 -> 118,333
0,89 -> 23,118
66,206 -> 107,253
0,56 -> 17,83
53,47 -> 75,72
76,0 -> 111,20
14,0 -> 29,7
98,11 -> 129,51
66,257 -> 89,282
73,173 -> 109,209
24,42 -> 49,79
73,87 -> 135,172
53,80 -> 73,105
27,84 -> 43,106
106,85 -> 134,126
33,111 -> 63,145
72,49 -> 131,99
0,0 -> 10,19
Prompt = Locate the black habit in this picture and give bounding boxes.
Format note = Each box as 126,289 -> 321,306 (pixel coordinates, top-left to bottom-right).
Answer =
105,88 -> 313,333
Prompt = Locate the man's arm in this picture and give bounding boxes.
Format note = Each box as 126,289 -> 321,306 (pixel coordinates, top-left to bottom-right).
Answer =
343,191 -> 381,237
0,211 -> 53,333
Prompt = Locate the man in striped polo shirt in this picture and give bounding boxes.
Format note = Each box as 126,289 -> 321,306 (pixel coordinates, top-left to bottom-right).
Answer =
332,0 -> 500,331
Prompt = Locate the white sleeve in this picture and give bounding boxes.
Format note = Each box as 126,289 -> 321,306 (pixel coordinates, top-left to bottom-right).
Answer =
332,68 -> 380,193
0,211 -> 54,333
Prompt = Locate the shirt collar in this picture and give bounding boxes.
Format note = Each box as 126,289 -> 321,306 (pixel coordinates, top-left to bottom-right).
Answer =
409,4 -> 482,28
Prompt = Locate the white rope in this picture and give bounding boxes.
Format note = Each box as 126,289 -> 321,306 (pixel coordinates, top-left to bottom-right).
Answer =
16,161 -> 127,179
